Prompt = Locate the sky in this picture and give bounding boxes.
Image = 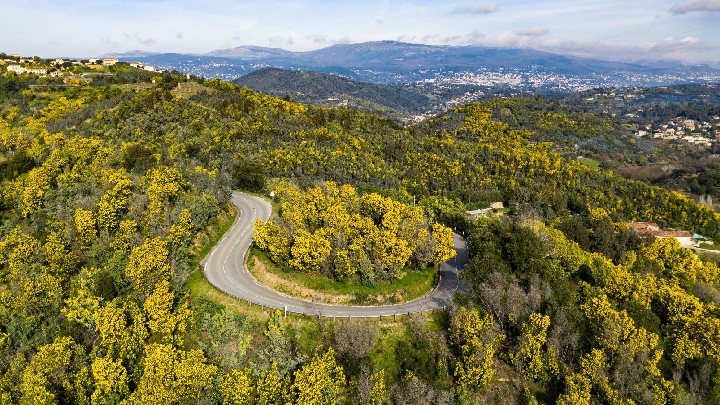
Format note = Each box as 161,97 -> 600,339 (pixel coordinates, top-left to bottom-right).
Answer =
1,0 -> 719,64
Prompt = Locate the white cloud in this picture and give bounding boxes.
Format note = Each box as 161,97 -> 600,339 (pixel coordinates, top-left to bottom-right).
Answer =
448,30 -> 719,63
516,27 -> 550,37
536,36 -> 718,62
268,36 -> 294,46
396,34 -> 417,42
303,33 -> 354,46
464,31 -> 534,49
122,32 -> 156,47
306,34 -> 329,44
451,4 -> 499,15
100,37 -> 121,49
670,0 -> 720,14
464,31 -> 486,42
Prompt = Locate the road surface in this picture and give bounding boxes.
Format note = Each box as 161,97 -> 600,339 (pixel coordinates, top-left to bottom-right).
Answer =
203,191 -> 469,317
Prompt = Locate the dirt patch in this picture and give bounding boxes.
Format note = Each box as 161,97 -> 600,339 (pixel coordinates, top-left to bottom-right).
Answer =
248,256 -> 422,305
250,256 -> 355,305
119,83 -> 155,92
614,164 -> 674,182
172,81 -> 214,98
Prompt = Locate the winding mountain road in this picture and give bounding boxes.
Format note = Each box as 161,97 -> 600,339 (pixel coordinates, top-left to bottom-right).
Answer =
203,191 -> 469,317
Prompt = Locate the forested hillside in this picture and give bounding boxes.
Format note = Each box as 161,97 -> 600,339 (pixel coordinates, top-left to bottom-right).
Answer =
233,70 -> 720,204
1,69 -> 719,403
234,68 -> 433,121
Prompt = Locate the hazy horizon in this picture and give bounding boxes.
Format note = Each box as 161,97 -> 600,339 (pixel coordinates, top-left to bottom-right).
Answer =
1,0 -> 719,64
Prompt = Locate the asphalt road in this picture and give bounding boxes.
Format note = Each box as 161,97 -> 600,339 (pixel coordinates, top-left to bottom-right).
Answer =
203,190 -> 469,317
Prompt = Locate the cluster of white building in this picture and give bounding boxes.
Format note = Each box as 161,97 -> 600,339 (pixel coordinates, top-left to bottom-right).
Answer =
2,55 -> 156,77
636,116 -> 720,146
6,65 -> 51,76
128,61 -> 156,72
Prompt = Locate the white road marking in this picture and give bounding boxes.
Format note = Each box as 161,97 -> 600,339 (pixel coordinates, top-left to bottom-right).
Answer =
203,191 -> 468,316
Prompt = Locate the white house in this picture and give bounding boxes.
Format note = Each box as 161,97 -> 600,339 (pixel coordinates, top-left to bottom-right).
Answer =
628,222 -> 694,249
102,58 -> 118,66
466,209 -> 491,220
7,65 -> 24,73
25,68 -> 48,75
657,232 -> 694,249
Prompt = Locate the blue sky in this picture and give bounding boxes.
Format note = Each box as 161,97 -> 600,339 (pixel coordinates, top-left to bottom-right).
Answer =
1,0 -> 719,64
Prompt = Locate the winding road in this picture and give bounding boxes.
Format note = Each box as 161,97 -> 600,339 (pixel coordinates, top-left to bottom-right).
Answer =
203,191 -> 469,317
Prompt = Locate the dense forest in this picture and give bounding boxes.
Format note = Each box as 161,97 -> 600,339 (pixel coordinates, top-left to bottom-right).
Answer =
1,67 -> 719,404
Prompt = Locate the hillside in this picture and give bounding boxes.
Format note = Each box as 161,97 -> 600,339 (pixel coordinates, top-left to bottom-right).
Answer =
234,67 -> 432,121
1,69 -> 720,403
234,70 -> 720,202
234,67 -> 537,123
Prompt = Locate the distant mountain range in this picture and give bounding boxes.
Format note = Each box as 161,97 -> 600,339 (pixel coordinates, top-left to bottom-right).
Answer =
206,45 -> 293,60
112,41 -> 720,89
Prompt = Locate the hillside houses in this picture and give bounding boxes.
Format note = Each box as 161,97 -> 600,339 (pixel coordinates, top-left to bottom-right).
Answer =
637,116 -> 720,146
6,65 -> 47,75
466,202 -> 510,220
6,65 -> 24,74
628,222 -> 695,248
466,209 -> 491,220
2,53 -> 161,77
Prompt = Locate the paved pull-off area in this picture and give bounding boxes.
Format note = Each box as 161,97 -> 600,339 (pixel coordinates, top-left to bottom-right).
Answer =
203,191 -> 469,317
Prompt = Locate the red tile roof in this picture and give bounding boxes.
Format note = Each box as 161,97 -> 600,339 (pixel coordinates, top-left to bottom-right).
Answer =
628,222 -> 691,238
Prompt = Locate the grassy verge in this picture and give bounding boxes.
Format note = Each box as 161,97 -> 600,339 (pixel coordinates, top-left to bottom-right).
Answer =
247,248 -> 438,305
182,204 -> 272,318
699,242 -> 720,251
369,311 -> 448,382
698,251 -> 720,263
578,156 -> 600,169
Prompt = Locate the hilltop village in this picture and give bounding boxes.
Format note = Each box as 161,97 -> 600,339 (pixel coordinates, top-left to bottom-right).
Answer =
0,53 -> 158,81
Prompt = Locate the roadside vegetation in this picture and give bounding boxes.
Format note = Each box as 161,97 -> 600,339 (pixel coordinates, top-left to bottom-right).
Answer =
247,247 -> 438,305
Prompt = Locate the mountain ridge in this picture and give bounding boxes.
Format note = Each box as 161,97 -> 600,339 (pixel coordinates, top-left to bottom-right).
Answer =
205,45 -> 294,59
109,40 -> 720,87
116,40 -> 715,70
